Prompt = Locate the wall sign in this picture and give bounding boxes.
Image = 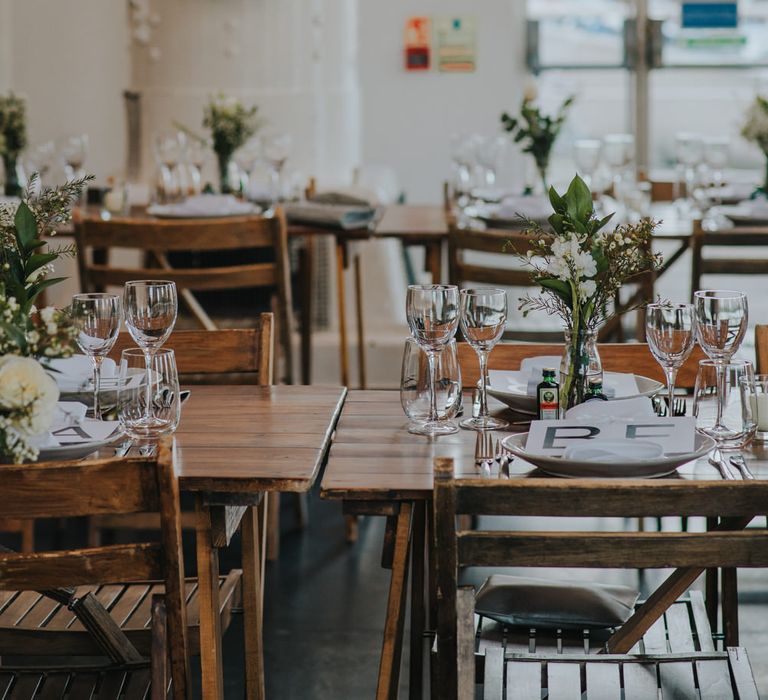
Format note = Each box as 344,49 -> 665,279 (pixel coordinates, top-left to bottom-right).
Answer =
405,16 -> 431,71
681,2 -> 738,29
436,16 -> 476,73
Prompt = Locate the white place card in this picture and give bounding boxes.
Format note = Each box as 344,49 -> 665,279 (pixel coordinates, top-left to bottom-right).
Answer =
525,417 -> 696,457
50,419 -> 120,445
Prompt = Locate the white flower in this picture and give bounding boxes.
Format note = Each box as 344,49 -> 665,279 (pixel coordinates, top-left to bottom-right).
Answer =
523,79 -> 538,102
40,307 -> 56,323
580,279 -> 597,298
0,356 -> 59,435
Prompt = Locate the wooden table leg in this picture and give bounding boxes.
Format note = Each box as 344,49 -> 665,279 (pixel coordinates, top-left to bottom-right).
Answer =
409,501 -> 426,700
241,502 -> 266,700
299,237 -> 314,385
336,240 -> 350,387
195,496 -> 225,700
705,517 -> 719,633
424,242 -> 443,284
354,252 -> 367,390
722,567 -> 739,647
376,502 -> 413,700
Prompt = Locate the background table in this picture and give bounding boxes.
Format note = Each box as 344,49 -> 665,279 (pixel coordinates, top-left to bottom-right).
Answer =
321,389 -> 767,700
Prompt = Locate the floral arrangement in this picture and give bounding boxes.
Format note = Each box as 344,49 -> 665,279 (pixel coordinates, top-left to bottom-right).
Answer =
0,92 -> 27,196
0,175 -> 90,462
741,95 -> 768,194
517,174 -> 661,409
202,94 -> 261,193
501,88 -> 574,193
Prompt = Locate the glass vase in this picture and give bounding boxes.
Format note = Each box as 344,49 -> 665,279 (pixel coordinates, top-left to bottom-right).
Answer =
216,151 -> 233,194
3,155 -> 21,197
560,328 -> 602,412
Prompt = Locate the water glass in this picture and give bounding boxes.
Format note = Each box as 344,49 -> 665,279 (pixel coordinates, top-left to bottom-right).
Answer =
118,348 -> 181,440
405,284 -> 460,435
741,374 -> 768,443
459,288 -> 508,431
573,139 -> 601,189
70,293 -> 122,419
693,359 -> 756,449
400,338 -> 461,429
645,303 -> 696,411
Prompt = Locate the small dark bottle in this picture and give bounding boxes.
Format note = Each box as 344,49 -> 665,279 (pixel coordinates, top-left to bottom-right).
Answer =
584,377 -> 608,402
537,368 -> 560,420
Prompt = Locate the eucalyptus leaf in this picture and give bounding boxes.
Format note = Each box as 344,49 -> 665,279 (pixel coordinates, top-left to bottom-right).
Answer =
13,202 -> 38,253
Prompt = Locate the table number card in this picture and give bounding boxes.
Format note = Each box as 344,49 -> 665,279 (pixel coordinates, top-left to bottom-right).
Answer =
525,417 -> 696,457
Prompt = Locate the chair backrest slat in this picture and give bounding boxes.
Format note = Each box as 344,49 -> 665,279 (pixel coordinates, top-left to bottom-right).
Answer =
87,263 -> 278,291
0,543 -> 163,590
109,319 -> 273,385
0,459 -> 159,519
458,341 -> 706,388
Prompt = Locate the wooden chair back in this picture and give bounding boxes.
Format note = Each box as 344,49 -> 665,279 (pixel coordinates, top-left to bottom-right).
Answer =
690,218 -> 768,294
75,211 -> 293,383
458,340 -> 707,389
109,316 -> 273,386
0,437 -> 188,698
757,325 -> 768,374
433,457 -> 768,698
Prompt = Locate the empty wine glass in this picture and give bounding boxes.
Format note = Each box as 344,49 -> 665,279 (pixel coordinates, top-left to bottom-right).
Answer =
675,132 -> 705,215
262,132 -> 292,209
406,285 -> 460,436
694,290 -> 748,440
60,134 -> 88,180
704,137 -> 729,206
118,348 -> 181,440
185,139 -> 210,196
459,288 -> 508,431
574,139 -> 602,190
234,138 -> 262,197
645,303 -> 696,411
70,293 -> 122,419
124,281 -> 178,427
153,130 -> 185,203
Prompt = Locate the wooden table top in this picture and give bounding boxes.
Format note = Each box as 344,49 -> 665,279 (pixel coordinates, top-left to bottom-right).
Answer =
320,390 -> 768,501
165,385 -> 346,494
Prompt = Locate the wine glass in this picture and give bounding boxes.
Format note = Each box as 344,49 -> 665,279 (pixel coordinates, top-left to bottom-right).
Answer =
459,288 -> 508,431
574,139 -> 602,190
153,130 -> 185,203
70,293 -> 122,419
704,137 -> 729,206
60,134 -> 89,180
405,285 -> 460,436
694,290 -> 748,440
645,303 -> 696,412
124,281 -> 178,427
118,348 -> 181,440
262,132 -> 292,209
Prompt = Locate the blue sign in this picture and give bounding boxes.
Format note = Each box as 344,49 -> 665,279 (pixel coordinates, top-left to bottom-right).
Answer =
682,2 -> 738,29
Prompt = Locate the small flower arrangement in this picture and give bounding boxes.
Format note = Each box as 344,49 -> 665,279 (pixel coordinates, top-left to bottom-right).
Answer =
0,92 -> 27,196
202,94 -> 261,193
517,174 -> 661,409
501,88 -> 574,193
741,95 -> 768,194
0,175 -> 89,462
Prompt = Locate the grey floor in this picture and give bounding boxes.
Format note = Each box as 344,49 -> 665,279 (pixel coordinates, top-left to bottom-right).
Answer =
209,496 -> 768,699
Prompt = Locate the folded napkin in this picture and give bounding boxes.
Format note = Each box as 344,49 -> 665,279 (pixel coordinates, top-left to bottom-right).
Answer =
29,401 -> 106,449
475,574 -> 639,630
310,186 -> 379,208
563,439 -> 664,463
564,396 -> 655,420
285,202 -> 377,230
48,356 -> 118,393
495,195 -> 552,223
147,194 -> 260,218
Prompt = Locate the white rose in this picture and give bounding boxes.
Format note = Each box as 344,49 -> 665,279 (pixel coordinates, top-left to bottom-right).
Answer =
523,79 -> 538,102
40,307 -> 56,323
0,356 -> 60,435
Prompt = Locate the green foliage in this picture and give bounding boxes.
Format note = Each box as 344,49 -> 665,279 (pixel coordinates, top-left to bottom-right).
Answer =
202,94 -> 261,163
0,92 -> 27,159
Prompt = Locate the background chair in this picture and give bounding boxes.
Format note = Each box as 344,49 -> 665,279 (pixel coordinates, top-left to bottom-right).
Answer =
0,436 -> 190,699
75,210 -> 294,384
433,457 -> 762,700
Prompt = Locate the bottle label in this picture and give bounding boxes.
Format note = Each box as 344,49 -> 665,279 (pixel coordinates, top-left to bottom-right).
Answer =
538,387 -> 560,420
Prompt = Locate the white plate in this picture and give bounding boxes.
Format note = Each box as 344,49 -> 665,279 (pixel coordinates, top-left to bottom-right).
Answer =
38,428 -> 123,462
501,432 -> 716,479
487,374 -> 663,415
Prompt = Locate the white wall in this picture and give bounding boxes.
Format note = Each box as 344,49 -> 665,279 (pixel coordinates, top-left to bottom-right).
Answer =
6,0 -> 130,183
358,0 -> 527,203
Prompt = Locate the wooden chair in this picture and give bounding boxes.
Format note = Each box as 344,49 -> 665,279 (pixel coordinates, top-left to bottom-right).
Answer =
74,209 -> 294,384
756,325 -> 768,374
93,320 -> 299,561
458,340 -> 707,390
433,457 -> 763,700
0,436 -> 190,699
690,218 -> 768,295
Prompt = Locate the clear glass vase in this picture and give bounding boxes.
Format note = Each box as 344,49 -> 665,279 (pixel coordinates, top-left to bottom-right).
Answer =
560,329 -> 603,411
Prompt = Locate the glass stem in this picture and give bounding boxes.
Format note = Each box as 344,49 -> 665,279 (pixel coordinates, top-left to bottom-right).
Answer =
92,356 -> 103,420
478,350 -> 489,419
715,361 -> 727,431
427,349 -> 438,423
664,366 -> 678,411
145,351 -> 154,421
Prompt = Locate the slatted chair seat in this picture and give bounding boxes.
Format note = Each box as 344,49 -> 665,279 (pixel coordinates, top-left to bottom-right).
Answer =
0,665 -> 154,700
0,572 -> 241,660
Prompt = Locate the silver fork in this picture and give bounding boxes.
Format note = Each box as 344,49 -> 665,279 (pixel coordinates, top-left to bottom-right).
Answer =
708,449 -> 737,480
729,453 -> 756,480
474,430 -> 494,475
673,398 -> 687,417
495,437 -> 511,479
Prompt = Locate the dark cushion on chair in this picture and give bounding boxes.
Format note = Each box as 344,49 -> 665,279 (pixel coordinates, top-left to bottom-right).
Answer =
475,575 -> 639,630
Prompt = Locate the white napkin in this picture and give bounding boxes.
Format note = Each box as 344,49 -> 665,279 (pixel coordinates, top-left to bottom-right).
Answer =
147,194 -> 259,218
29,401 -> 94,449
48,356 -> 118,393
564,440 -> 664,463
495,195 -> 552,222
565,396 -> 655,420
285,202 -> 377,230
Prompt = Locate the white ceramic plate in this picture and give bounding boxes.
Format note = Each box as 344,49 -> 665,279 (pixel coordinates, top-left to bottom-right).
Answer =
501,432 -> 716,479
38,427 -> 123,462
717,205 -> 768,226
487,374 -> 663,415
